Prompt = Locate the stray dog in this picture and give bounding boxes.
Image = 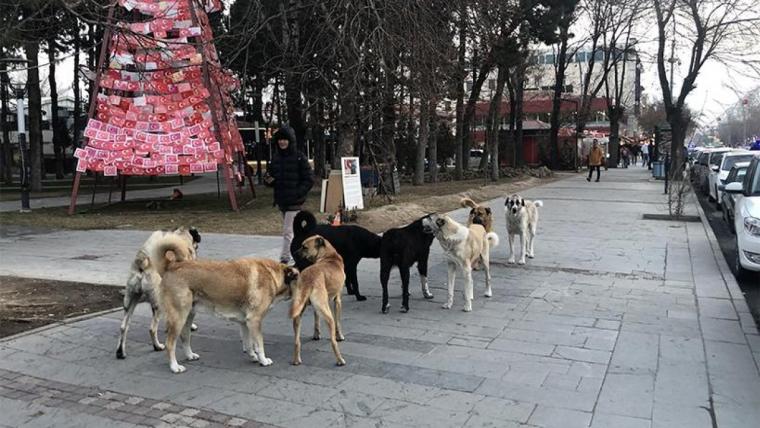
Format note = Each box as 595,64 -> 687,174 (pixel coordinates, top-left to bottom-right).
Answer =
116,227 -> 200,359
423,214 -> 499,312
461,197 -> 494,232
504,194 -> 543,264
379,214 -> 436,313
290,235 -> 347,366
291,210 -> 381,301
151,234 -> 299,373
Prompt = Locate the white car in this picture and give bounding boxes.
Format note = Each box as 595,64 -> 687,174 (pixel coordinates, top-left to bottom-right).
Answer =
693,148 -> 732,193
708,150 -> 755,206
723,156 -> 760,278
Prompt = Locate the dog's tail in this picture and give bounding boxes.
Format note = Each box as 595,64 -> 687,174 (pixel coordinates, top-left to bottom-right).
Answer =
150,234 -> 195,277
486,232 -> 500,248
293,210 -> 317,238
460,197 -> 478,209
533,200 -> 544,208
289,283 -> 312,319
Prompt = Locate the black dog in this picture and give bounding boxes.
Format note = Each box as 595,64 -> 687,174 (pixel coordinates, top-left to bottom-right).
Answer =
290,210 -> 381,301
380,214 -> 436,313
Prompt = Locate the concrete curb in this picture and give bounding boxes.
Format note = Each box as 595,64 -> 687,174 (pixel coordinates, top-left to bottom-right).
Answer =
0,306 -> 122,344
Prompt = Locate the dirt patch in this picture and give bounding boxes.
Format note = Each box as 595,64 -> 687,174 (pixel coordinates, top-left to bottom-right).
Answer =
0,276 -> 122,338
0,172 -> 567,235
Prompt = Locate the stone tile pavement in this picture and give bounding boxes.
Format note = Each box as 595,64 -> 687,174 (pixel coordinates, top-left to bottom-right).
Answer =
1,167 -> 759,427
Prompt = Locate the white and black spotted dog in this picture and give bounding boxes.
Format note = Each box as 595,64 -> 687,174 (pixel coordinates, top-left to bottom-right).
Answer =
504,195 -> 543,265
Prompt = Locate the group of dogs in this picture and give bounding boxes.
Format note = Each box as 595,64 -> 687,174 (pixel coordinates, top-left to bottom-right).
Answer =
116,194 -> 543,373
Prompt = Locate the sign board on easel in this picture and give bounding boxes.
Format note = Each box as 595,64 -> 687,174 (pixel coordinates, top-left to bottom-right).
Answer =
341,157 -> 364,210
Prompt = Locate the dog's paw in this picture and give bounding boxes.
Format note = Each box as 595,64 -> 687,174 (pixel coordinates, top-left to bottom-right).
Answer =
153,343 -> 165,351
422,290 -> 434,299
518,259 -> 526,265
170,363 -> 186,374
249,351 -> 259,362
259,357 -> 273,366
382,304 -> 390,314
484,289 -> 493,298
400,305 -> 409,313
186,352 -> 200,361
336,357 -> 346,366
115,347 -> 126,359
355,295 -> 367,302
441,302 -> 452,310
292,358 -> 302,366
312,332 -> 321,340
507,258 -> 516,264
463,303 -> 473,312
527,253 -> 535,259
337,334 -> 345,342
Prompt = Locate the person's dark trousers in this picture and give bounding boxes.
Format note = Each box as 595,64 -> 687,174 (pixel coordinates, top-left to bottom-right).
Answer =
587,165 -> 601,181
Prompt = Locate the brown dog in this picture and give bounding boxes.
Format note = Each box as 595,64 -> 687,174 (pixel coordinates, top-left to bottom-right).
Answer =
290,235 -> 347,366
151,234 -> 299,373
461,197 -> 494,233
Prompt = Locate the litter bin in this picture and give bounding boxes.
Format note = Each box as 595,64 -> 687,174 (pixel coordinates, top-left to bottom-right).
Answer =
652,161 -> 665,179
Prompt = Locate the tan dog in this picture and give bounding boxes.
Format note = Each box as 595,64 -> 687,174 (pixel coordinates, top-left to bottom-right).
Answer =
422,214 -> 499,312
461,197 -> 494,233
117,227 -> 200,360
290,235 -> 347,366
151,234 -> 299,373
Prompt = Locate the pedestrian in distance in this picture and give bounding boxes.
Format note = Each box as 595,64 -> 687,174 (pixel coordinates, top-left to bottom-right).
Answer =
641,142 -> 649,167
647,141 -> 655,170
621,145 -> 630,168
587,139 -> 604,182
263,125 -> 314,264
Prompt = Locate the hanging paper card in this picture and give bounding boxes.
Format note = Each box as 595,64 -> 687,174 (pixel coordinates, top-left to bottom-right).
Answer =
74,148 -> 86,159
104,166 -> 118,176
76,159 -> 88,172
165,164 -> 179,174
204,162 -> 217,172
165,154 -> 179,164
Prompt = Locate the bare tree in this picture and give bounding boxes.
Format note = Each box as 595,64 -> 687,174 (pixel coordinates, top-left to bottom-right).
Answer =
652,0 -> 760,174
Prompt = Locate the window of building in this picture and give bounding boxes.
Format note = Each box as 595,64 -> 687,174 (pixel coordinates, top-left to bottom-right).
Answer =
545,54 -> 556,64
575,52 -> 586,62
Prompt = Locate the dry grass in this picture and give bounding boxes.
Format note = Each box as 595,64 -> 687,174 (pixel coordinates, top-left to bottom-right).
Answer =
0,174 -> 565,235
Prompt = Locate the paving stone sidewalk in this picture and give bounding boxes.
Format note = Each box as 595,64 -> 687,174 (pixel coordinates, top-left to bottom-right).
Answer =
1,167 -> 759,427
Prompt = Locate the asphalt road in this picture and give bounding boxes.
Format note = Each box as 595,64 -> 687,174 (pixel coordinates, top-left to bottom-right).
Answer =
697,190 -> 760,325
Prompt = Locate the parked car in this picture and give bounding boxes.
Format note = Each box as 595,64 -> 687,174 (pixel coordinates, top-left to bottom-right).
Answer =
720,162 -> 751,233
693,148 -> 732,194
708,151 -> 755,206
722,156 -> 760,278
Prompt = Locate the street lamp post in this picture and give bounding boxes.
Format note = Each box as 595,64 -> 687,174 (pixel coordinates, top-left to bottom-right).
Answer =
14,87 -> 31,212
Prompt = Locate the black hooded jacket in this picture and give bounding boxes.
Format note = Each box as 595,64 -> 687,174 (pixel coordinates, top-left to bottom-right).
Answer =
267,126 -> 314,211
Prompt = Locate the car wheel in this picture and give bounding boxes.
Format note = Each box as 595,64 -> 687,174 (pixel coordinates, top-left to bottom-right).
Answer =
735,236 -> 751,280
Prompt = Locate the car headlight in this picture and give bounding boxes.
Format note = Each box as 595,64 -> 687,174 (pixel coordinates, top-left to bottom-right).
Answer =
744,217 -> 760,236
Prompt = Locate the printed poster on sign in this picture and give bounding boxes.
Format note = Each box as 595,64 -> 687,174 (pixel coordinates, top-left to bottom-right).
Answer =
341,157 -> 363,210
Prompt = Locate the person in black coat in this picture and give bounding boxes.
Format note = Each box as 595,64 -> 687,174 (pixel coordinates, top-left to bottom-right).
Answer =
264,125 -> 314,263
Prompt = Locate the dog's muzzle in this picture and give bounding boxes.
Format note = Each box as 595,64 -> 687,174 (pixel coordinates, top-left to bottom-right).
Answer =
511,207 -> 519,214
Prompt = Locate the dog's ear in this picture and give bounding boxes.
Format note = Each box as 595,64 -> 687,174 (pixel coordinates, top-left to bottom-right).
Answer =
315,237 -> 325,247
284,267 -> 299,283
435,218 -> 445,227
188,227 -> 201,243
138,253 -> 151,271
470,209 -> 475,215
485,207 -> 492,214
521,199 -> 525,207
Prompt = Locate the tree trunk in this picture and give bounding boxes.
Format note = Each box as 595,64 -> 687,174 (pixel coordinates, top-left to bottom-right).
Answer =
669,111 -> 687,178
72,27 -> 82,149
25,42 -> 43,191
608,108 -> 621,167
549,23 -> 570,169
453,5 -> 466,180
0,57 -> 12,184
48,38 -> 64,179
428,102 -> 438,183
487,67 -> 507,181
413,97 -> 429,186
461,60 -> 493,173
514,65 -> 526,167
334,73 -> 356,168
381,83 -> 397,166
